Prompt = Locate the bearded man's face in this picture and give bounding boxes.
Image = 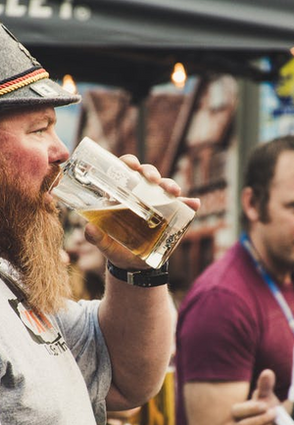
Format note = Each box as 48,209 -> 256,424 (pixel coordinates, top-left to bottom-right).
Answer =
0,107 -> 72,313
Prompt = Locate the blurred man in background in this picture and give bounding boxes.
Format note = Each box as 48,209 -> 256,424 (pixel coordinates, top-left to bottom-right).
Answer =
176,136 -> 294,424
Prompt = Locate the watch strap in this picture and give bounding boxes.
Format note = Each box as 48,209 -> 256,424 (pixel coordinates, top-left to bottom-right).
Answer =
107,261 -> 169,287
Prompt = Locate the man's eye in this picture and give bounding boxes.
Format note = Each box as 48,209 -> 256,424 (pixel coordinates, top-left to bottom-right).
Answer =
286,204 -> 294,212
34,128 -> 46,135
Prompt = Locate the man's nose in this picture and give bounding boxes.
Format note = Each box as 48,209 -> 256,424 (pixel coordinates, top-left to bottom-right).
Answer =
49,135 -> 70,164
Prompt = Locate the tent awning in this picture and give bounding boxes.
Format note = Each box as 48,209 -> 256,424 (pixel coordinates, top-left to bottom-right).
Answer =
2,0 -> 294,98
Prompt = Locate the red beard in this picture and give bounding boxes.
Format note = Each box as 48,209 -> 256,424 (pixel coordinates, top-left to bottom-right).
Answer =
0,162 -> 72,313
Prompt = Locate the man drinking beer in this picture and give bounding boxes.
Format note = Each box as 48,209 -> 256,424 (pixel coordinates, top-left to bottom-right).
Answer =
0,22 -> 200,425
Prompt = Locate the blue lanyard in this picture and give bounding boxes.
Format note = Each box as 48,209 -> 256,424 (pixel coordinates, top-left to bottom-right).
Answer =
240,232 -> 294,335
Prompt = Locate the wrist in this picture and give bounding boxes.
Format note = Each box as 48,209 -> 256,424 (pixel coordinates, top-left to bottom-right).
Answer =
107,260 -> 169,287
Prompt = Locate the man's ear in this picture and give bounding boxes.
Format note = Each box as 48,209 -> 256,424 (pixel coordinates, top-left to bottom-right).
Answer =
241,187 -> 260,222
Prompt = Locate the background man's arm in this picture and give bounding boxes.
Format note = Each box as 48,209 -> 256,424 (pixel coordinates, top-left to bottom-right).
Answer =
184,381 -> 249,425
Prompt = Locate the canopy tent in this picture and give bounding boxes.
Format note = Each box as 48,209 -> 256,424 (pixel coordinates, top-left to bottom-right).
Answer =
2,0 -> 294,101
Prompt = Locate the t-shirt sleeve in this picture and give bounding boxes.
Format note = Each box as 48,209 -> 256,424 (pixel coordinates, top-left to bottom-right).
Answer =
53,299 -> 111,419
177,288 -> 259,383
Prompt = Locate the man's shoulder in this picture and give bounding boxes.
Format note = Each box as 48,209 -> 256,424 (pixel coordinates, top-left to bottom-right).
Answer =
180,241 -> 257,308
195,241 -> 248,284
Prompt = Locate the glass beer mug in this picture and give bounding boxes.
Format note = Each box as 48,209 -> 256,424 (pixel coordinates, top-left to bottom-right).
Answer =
51,137 -> 196,269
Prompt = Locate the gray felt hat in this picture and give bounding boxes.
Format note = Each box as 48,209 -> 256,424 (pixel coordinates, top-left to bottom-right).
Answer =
0,23 -> 81,111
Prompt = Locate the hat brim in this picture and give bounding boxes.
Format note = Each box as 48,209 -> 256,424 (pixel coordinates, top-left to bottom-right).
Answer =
0,77 -> 81,111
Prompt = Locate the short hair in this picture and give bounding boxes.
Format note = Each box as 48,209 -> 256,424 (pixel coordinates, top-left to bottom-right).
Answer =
241,135 -> 294,231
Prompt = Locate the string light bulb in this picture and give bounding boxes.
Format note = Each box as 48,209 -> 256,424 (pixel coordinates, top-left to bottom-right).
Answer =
62,74 -> 77,94
171,62 -> 187,88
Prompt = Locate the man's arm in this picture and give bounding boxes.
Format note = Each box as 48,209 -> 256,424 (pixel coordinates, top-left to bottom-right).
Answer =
184,380 -> 249,425
184,372 -> 283,425
85,155 -> 200,411
100,272 -> 174,410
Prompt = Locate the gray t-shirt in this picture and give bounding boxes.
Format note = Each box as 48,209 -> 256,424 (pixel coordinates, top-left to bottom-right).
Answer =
0,259 -> 111,425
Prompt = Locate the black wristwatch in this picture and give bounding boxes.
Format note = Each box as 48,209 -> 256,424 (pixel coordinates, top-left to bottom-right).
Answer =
107,260 -> 169,287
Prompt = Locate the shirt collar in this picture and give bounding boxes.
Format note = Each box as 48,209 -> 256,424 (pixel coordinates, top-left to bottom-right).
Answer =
0,257 -> 23,285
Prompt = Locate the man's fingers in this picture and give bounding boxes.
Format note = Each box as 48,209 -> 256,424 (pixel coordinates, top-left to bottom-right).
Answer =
231,371 -> 278,425
119,154 -> 141,170
84,223 -> 146,269
253,370 -> 276,400
232,400 -> 268,419
159,178 -> 181,196
238,410 -> 276,425
179,196 -> 201,212
84,223 -> 112,252
119,155 -> 162,183
232,401 -> 276,424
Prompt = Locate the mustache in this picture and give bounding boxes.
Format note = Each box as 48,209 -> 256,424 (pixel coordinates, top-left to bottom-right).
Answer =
40,164 -> 62,194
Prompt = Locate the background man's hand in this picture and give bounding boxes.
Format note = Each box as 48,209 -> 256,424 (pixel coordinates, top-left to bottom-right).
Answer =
232,370 -> 279,424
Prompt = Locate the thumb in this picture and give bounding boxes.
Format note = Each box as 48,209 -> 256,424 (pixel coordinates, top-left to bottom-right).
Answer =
253,369 -> 276,400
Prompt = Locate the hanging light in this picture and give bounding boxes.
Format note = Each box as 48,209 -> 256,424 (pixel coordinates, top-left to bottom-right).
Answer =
171,62 -> 187,89
62,74 -> 77,94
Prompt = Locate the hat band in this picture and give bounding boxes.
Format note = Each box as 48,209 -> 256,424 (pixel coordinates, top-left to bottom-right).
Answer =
0,67 -> 49,96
